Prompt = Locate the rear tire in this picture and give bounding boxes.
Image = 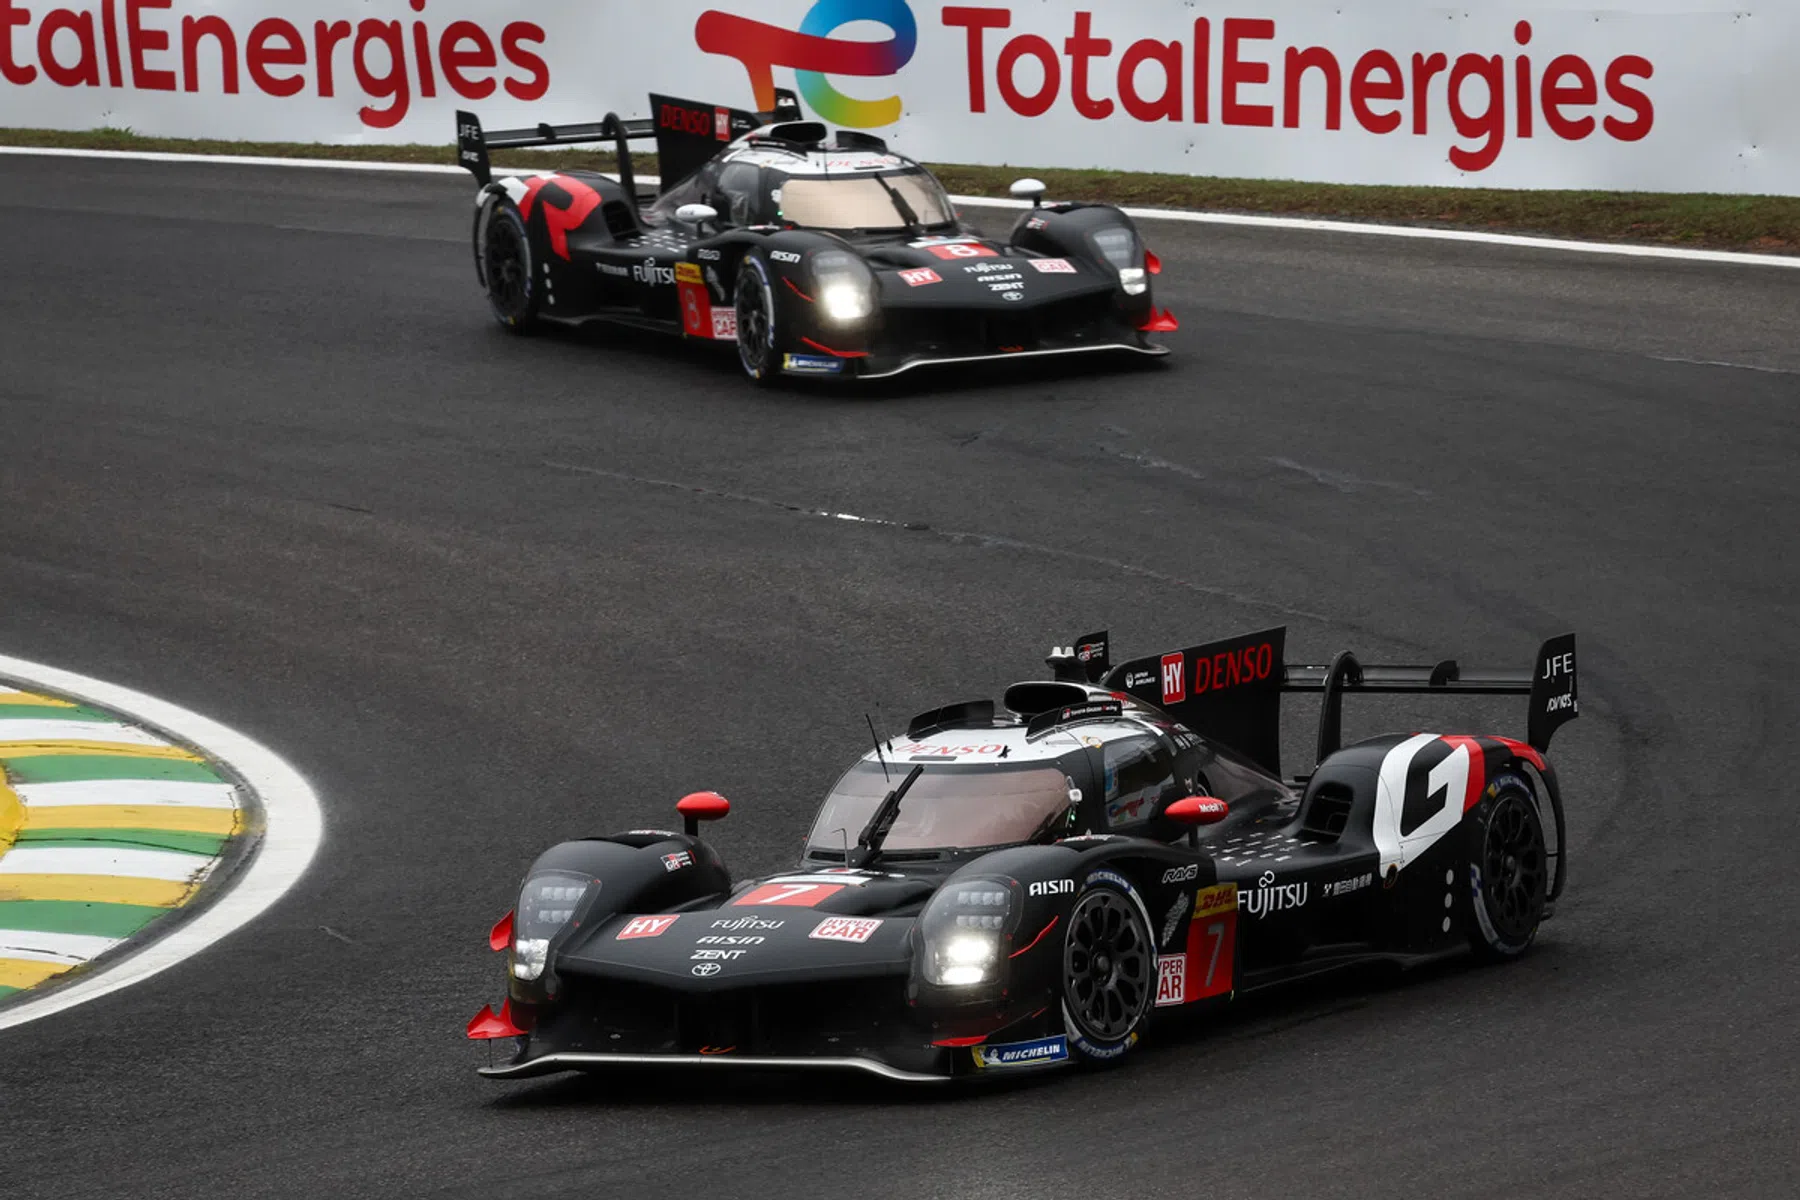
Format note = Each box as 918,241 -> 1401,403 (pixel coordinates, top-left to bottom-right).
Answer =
1060,870 -> 1155,1064
735,253 -> 781,386
477,199 -> 538,333
1465,770 -> 1548,961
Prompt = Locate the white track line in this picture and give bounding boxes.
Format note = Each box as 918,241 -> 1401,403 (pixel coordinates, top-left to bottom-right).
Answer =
0,930 -> 122,963
0,718 -> 168,745
2,144 -> 1793,270
0,654 -> 323,1033
16,780 -> 238,808
0,845 -> 216,880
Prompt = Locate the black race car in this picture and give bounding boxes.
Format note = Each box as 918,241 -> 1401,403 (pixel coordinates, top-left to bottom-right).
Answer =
467,626 -> 1578,1084
454,90 -> 1174,383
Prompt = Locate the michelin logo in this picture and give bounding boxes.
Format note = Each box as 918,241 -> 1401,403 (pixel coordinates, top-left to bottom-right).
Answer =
972,1035 -> 1069,1069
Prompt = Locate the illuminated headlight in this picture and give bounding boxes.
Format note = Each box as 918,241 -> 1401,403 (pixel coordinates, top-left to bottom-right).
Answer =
512,871 -> 592,982
811,250 -> 875,324
1118,267 -> 1147,295
920,877 -> 1018,986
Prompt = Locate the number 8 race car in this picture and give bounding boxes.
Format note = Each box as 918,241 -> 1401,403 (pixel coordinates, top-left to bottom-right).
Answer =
454,89 -> 1174,384
467,625 -> 1578,1084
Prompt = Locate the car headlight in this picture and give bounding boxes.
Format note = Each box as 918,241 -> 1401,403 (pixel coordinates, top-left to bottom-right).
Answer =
920,878 -> 1018,986
811,250 -> 875,323
512,870 -> 593,982
1092,227 -> 1148,295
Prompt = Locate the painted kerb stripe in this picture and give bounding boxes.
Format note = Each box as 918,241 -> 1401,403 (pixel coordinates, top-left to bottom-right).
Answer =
0,658 -> 321,1031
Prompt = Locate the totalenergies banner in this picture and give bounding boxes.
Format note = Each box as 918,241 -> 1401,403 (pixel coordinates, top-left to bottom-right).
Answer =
3,0 -> 1797,193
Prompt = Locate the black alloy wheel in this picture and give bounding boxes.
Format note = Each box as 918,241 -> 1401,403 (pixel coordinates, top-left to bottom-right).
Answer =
1468,773 -> 1548,959
734,254 -> 780,385
1062,883 -> 1153,1055
480,202 -> 537,332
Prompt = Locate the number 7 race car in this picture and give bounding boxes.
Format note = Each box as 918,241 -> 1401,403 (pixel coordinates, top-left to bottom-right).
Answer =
454,89 -> 1174,384
467,625 -> 1578,1084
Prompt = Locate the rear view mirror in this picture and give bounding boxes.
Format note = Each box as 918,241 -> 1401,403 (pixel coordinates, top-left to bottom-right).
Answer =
676,203 -> 719,227
677,790 -> 731,836
1009,178 -> 1046,207
1164,795 -> 1228,826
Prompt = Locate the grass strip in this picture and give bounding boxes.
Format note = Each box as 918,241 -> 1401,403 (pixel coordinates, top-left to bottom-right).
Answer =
6,126 -> 1798,254
0,898 -> 163,938
17,828 -> 229,856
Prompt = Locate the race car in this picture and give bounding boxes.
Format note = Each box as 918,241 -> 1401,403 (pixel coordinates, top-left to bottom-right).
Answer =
453,90 -> 1174,383
467,626 -> 1577,1083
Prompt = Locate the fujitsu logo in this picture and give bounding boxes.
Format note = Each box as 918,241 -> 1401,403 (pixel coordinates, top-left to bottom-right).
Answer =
1239,870 -> 1307,918
711,916 -> 783,931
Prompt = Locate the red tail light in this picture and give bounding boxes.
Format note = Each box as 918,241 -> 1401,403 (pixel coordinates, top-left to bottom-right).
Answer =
1145,249 -> 1162,275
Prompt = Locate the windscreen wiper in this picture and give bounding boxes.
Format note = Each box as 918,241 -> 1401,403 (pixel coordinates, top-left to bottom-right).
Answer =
872,173 -> 922,235
849,764 -> 924,869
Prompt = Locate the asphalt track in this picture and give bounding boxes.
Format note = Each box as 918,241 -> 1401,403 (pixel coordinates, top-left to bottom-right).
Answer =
2,155 -> 1797,1200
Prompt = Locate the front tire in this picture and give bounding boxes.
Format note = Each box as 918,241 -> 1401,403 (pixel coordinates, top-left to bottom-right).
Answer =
1465,770 -> 1549,961
1060,871 -> 1155,1063
476,199 -> 538,333
735,253 -> 781,385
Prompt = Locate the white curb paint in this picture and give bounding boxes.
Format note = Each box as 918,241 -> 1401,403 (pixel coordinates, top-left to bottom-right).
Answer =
4,143 -> 1796,270
16,779 -> 239,808
0,654 -> 323,1033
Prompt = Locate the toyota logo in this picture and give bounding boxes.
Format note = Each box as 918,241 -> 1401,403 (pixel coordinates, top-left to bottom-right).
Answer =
1002,292 -> 1022,302
691,962 -> 722,977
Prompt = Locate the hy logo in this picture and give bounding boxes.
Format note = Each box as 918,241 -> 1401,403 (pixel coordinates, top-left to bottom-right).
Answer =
695,0 -> 917,128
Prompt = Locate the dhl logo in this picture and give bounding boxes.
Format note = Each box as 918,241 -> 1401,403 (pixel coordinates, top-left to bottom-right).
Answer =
1193,883 -> 1237,919
676,262 -> 705,284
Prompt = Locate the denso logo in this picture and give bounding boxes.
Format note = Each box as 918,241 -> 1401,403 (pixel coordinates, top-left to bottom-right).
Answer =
696,0 -> 917,128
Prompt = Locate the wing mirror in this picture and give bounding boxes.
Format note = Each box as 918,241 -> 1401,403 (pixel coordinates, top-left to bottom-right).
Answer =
1009,177 -> 1046,208
1163,795 -> 1228,846
676,202 -> 719,229
677,790 -> 731,836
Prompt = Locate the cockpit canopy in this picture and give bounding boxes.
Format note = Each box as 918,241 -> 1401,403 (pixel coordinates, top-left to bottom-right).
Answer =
805,761 -> 1073,856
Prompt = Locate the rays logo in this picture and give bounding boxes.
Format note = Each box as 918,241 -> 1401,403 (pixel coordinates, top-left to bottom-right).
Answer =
695,0 -> 917,128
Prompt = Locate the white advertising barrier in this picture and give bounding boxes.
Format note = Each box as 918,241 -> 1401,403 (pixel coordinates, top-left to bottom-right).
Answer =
2,0 -> 1796,194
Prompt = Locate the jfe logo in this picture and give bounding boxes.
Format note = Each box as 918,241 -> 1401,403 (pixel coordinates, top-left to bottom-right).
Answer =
695,0 -> 917,128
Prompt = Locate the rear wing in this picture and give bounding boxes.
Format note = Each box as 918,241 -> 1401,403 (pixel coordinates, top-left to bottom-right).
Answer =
1076,626 -> 1576,777
454,88 -> 803,197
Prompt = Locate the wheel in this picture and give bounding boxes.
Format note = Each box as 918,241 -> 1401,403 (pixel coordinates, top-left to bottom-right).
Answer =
734,253 -> 781,385
1060,869 -> 1155,1063
476,198 -> 538,333
1465,770 -> 1549,961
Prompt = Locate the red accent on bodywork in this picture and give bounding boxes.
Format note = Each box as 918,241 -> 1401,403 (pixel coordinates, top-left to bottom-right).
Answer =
1439,735 -> 1491,811
1166,795 -> 1229,825
783,276 -> 814,302
515,174 -> 602,261
1490,736 -> 1547,772
465,997 -> 530,1040
677,791 -> 731,822
1145,248 -> 1162,275
1009,915 -> 1059,959
488,911 -> 513,952
932,1035 -> 988,1047
1139,308 -> 1179,332
799,336 -> 869,358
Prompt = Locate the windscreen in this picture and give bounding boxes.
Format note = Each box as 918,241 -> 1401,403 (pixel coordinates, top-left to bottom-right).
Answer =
776,170 -> 957,231
806,762 -> 1071,853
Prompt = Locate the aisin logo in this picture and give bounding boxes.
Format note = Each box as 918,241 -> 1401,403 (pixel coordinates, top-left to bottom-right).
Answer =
696,0 -> 916,128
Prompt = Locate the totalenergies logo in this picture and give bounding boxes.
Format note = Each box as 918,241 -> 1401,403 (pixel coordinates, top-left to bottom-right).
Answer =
695,0 -> 916,127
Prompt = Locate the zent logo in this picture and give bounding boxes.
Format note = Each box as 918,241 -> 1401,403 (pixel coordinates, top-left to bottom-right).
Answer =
1160,653 -> 1185,704
617,915 -> 679,940
695,0 -> 917,129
